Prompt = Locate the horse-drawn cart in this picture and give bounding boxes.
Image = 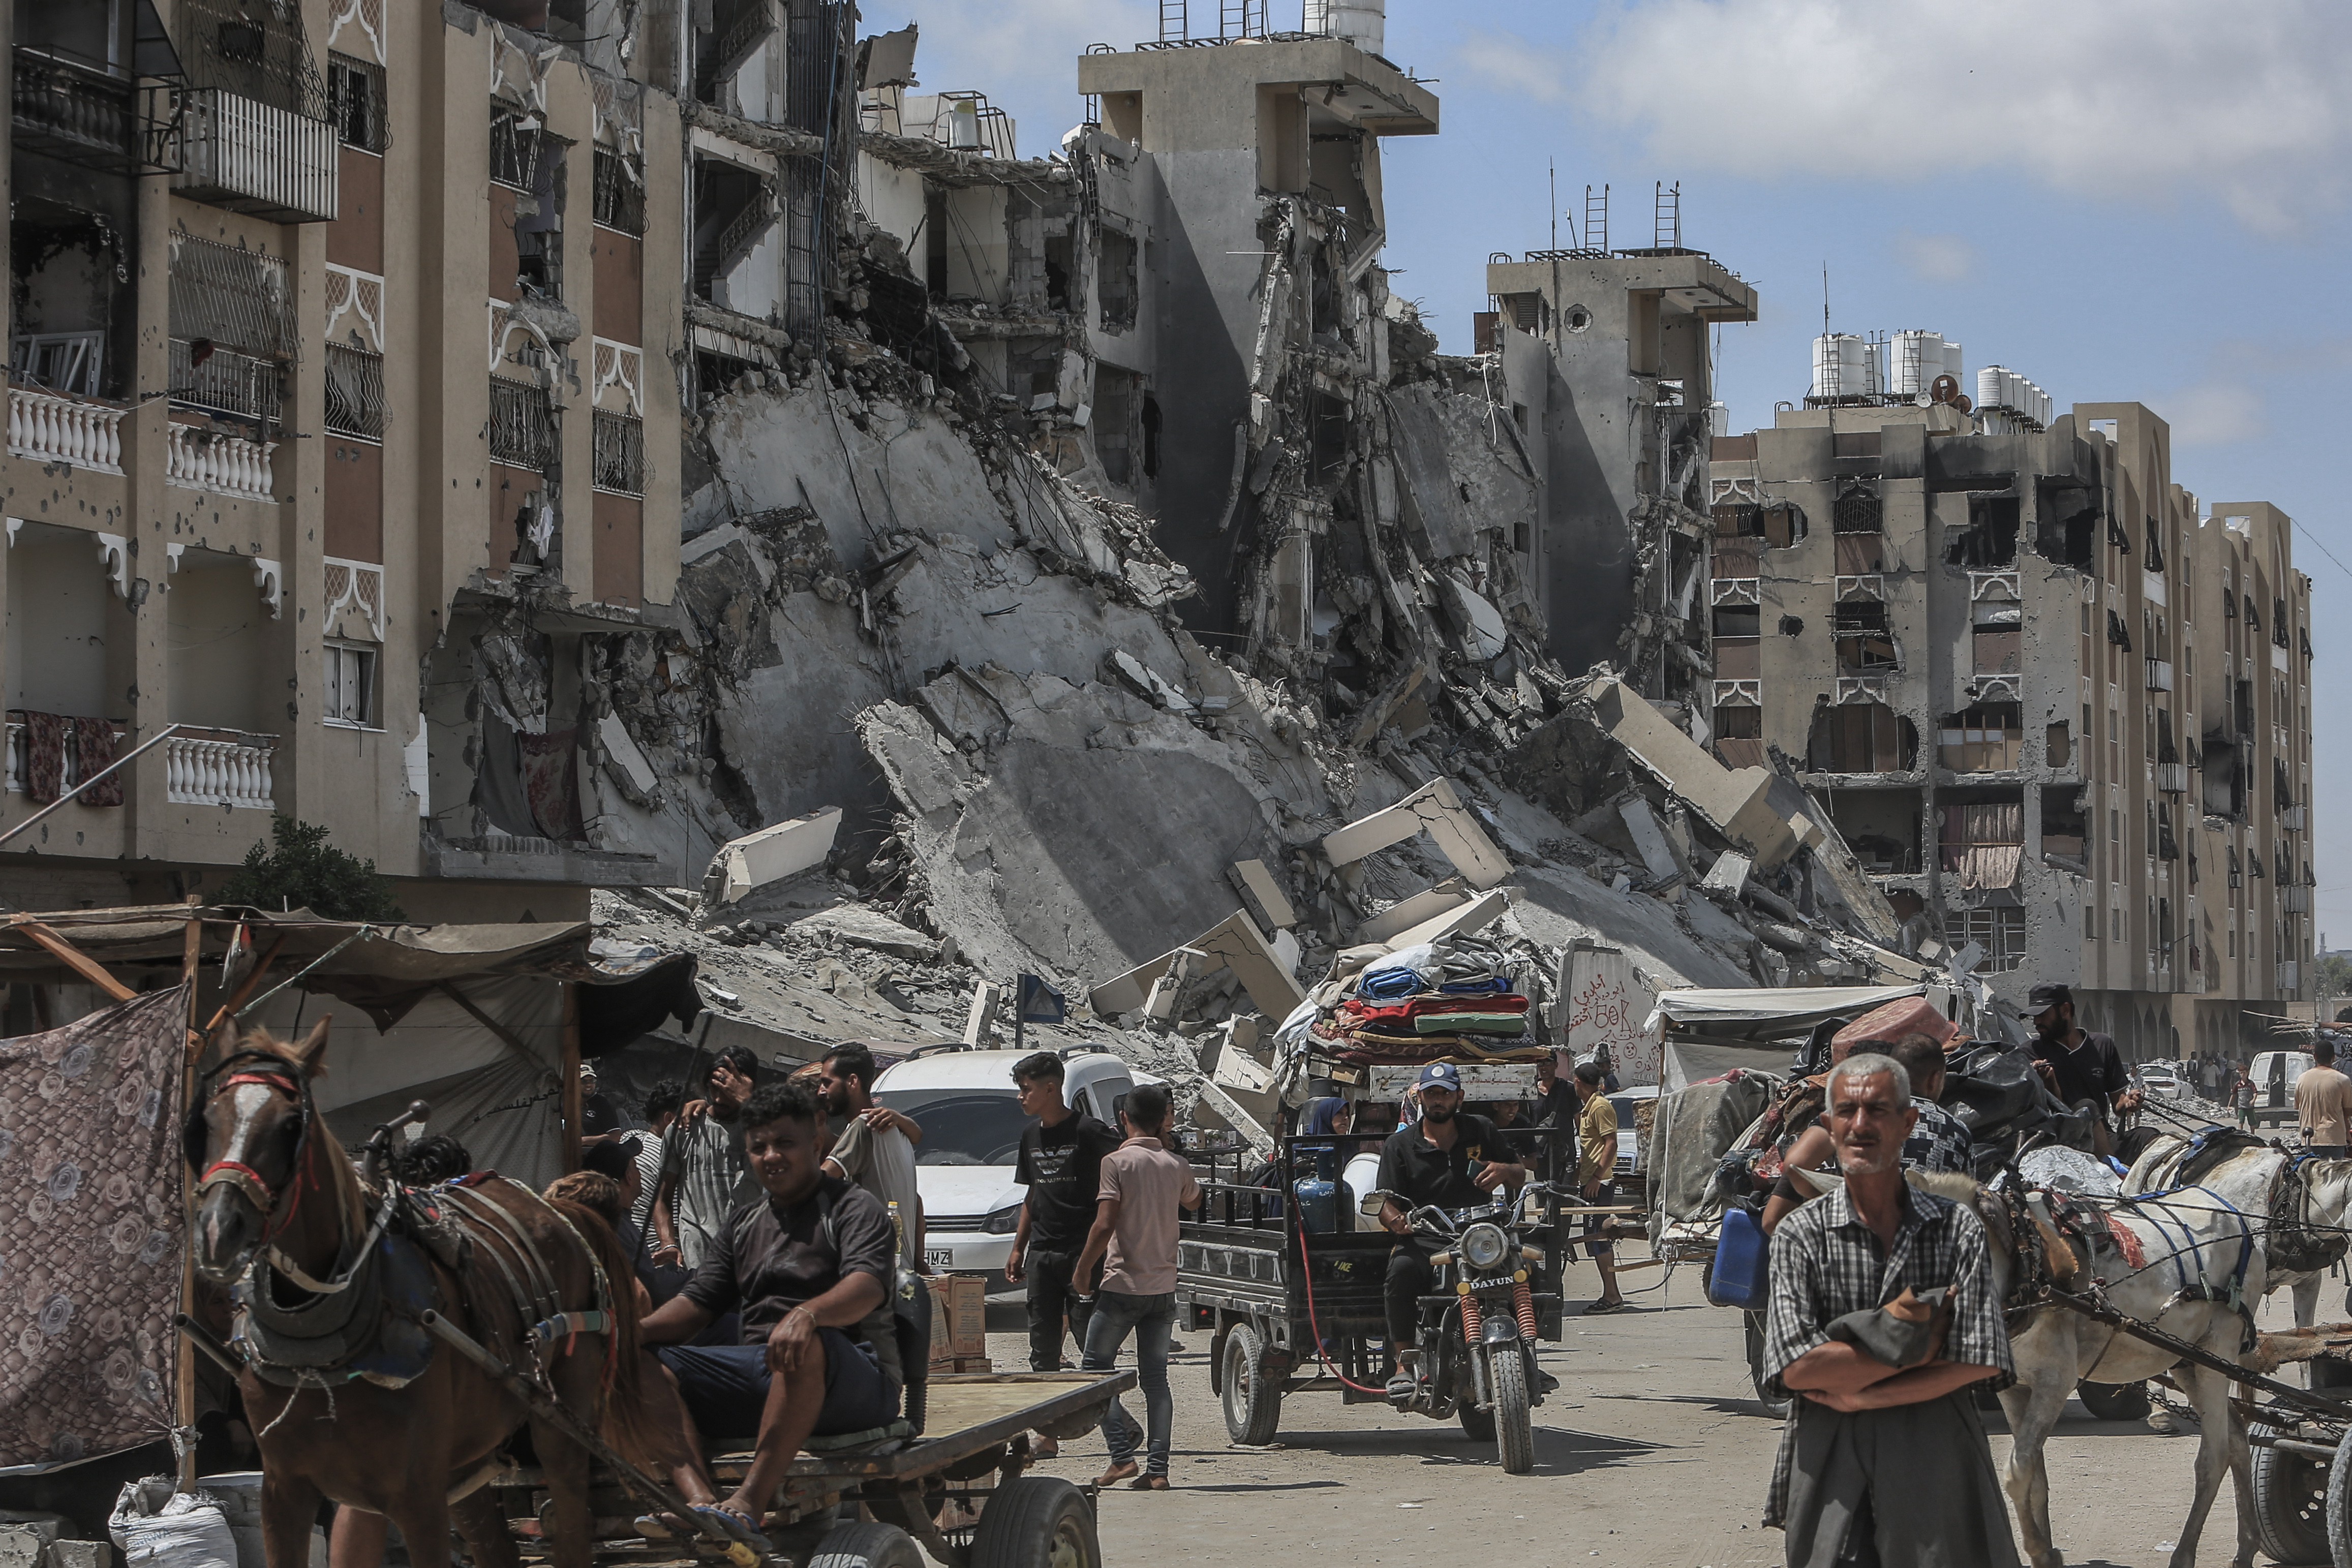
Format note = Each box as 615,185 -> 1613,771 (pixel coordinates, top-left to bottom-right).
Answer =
490,1370 -> 1138,1568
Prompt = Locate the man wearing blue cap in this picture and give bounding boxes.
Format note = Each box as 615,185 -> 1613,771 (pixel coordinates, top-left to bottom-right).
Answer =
1373,1061 -> 1528,1400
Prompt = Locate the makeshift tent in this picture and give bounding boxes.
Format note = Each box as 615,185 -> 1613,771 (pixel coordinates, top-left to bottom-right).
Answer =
1645,983 -> 1928,1090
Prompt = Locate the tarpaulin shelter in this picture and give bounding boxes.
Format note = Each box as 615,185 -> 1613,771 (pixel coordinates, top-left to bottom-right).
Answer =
1644,983 -> 1928,1089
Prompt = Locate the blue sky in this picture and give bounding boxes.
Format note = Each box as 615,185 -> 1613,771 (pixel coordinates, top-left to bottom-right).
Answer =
882,0 -> 2352,945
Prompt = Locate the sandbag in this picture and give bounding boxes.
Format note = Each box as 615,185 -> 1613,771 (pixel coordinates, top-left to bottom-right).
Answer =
109,1481 -> 236,1568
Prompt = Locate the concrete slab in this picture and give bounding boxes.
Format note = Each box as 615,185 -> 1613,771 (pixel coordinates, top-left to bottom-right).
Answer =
707,807 -> 843,905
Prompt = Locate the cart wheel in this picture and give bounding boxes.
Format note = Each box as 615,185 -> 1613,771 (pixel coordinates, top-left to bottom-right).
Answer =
2074,1379 -> 2150,1422
1745,1312 -> 1791,1418
968,1476 -> 1099,1568
807,1521 -> 926,1568
1221,1321 -> 1282,1446
2325,1424 -> 2352,1568
2251,1423 -> 2333,1565
1490,1346 -> 1535,1475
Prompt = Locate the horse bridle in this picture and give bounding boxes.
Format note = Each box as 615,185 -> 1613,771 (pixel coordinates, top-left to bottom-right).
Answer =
186,1049 -> 318,1244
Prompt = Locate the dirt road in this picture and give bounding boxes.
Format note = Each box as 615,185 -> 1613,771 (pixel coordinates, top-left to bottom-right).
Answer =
993,1254 -> 2287,1568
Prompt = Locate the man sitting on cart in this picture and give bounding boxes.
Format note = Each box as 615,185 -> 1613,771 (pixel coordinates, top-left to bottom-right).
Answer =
635,1081 -> 904,1555
1375,1062 -> 1529,1400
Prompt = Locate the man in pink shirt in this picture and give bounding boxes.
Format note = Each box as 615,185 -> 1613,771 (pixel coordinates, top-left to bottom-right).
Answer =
1072,1082 -> 1199,1489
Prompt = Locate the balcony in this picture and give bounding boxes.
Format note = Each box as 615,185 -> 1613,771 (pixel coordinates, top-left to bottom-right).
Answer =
9,389 -> 124,473
165,729 -> 277,809
2278,962 -> 2301,993
12,48 -> 160,173
4,718 -> 124,796
2287,886 -> 2313,914
166,424 -> 278,502
2283,803 -> 2309,831
2155,761 -> 2188,794
2145,657 -> 2175,692
173,88 -> 338,223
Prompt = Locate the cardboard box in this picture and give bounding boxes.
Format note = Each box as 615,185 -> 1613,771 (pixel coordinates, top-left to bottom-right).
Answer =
927,1274 -> 987,1360
934,1355 -> 993,1375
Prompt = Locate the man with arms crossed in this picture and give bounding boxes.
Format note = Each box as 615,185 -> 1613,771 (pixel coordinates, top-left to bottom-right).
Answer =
1762,1052 -> 2017,1567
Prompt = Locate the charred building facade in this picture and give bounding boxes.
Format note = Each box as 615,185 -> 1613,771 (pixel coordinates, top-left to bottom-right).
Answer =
1709,367 -> 2315,1058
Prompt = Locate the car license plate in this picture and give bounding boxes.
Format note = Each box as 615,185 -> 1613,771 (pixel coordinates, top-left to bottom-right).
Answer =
925,1249 -> 955,1270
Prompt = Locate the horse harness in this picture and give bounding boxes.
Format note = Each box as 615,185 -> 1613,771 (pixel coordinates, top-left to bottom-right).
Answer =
2269,1152 -> 2350,1277
186,1051 -> 612,1392
1990,1176 -> 2260,1355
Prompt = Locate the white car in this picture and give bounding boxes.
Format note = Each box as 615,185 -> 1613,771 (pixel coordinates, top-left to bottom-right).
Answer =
1608,1085 -> 1661,1186
2136,1066 -> 2183,1099
872,1044 -> 1141,1278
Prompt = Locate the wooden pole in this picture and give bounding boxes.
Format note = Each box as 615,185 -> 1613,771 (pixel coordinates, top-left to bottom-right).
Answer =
561,981 -> 583,1172
175,901 -> 202,1490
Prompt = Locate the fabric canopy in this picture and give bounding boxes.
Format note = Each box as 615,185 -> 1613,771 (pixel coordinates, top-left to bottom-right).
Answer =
1645,984 -> 1925,1041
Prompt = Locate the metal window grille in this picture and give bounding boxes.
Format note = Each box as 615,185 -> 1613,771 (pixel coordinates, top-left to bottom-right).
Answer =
488,378 -> 557,469
323,641 -> 377,727
170,337 -> 282,424
176,0 -> 331,118
1956,906 -> 2026,972
327,53 -> 386,151
323,344 -> 384,441
592,147 -> 645,233
591,411 -> 644,496
168,231 -> 297,356
490,110 -> 543,191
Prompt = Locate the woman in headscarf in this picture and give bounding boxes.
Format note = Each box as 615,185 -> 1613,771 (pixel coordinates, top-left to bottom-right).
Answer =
1299,1097 -> 1354,1135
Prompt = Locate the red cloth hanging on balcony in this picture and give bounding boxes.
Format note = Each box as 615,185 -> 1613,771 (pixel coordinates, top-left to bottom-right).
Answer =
19,711 -> 67,805
74,718 -> 120,808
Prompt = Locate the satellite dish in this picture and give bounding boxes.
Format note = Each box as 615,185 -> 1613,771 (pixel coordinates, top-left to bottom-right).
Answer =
1914,393 -> 1932,408
1931,374 -> 1960,405
1953,394 -> 1973,415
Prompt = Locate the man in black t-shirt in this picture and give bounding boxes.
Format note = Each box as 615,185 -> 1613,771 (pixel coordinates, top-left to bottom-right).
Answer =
1373,1062 -> 1526,1398
2022,981 -> 2138,1157
1005,1051 -> 1123,1372
638,1082 -> 900,1552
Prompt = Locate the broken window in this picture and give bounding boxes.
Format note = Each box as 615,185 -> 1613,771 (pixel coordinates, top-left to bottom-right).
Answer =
2042,785 -> 2088,865
1940,795 -> 2024,886
2144,516 -> 2165,574
1711,506 -> 1761,578
1832,479 -> 1882,534
2157,804 -> 2179,861
177,0 -> 331,118
1097,229 -> 1138,333
1946,495 -> 2020,568
1715,702 -> 1764,770
2046,720 -> 2070,770
1971,603 -> 2021,675
2105,609 -> 2132,651
592,147 -> 645,234
1712,604 -> 1759,679
2032,477 -> 2099,566
1808,701 -> 1914,774
591,411 -> 645,496
327,53 -> 387,152
1827,788 -> 1921,874
167,231 -> 295,427
1939,703 -> 2021,772
323,640 -> 377,727
1954,904 -> 2026,972
493,110 -> 565,299
489,378 -> 557,469
1141,395 -> 1162,478
1834,601 -> 1897,674
323,343 -> 384,441
2274,598 -> 2292,649
10,198 -> 134,399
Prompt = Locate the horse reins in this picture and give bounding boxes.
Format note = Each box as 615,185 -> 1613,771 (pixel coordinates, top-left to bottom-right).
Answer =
193,1058 -> 320,1243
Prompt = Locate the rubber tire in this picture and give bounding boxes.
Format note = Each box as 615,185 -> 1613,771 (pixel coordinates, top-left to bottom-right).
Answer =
2320,1421 -> 2352,1568
806,1522 -> 926,1568
2074,1379 -> 2151,1422
968,1476 -> 1100,1568
1220,1320 -> 1282,1447
1745,1312 -> 1791,1418
2250,1423 -> 2334,1566
1490,1346 -> 1535,1474
1459,1382 -> 1495,1443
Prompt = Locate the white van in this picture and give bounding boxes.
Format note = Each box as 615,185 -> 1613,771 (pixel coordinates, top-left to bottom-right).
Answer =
2249,1050 -> 2314,1128
872,1044 -> 1141,1277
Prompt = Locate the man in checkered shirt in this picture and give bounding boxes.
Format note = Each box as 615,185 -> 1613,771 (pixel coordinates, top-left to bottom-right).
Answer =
1761,1052 -> 2018,1567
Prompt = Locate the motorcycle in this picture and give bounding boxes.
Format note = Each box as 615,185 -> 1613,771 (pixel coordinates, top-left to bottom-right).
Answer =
1370,1183 -> 1549,1474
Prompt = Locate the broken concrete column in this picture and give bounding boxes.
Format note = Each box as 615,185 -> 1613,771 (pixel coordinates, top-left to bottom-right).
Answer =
1618,796 -> 1686,886
1321,776 -> 1511,888
705,807 -> 844,906
1226,858 -> 1298,932
962,981 -> 1004,1046
1143,947 -> 1206,1022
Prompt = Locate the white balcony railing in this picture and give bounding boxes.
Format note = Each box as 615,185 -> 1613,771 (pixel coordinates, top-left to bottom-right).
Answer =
173,88 -> 339,225
9,388 -> 124,473
4,718 -> 126,796
2155,761 -> 2188,794
2283,804 -> 2309,831
165,731 -> 276,810
2278,962 -> 2302,993
2145,657 -> 2175,692
166,423 -> 278,501
2286,886 -> 2313,914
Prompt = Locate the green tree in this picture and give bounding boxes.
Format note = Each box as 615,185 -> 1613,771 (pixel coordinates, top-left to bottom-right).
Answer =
215,815 -> 405,923
2317,951 -> 2352,1004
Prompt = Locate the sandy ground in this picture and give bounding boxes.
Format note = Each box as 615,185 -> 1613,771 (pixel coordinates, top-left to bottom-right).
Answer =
984,1244 -> 2314,1568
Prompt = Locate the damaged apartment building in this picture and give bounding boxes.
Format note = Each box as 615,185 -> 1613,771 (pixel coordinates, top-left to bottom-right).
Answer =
1706,344 -> 2316,1058
0,0 -> 685,918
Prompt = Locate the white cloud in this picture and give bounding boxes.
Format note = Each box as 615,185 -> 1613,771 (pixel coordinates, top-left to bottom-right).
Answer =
1574,0 -> 2352,234
1891,230 -> 1974,285
1457,29 -> 1575,105
2160,382 -> 2264,447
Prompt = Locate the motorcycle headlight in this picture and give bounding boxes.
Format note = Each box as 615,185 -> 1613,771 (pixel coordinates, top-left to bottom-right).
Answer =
1461,1222 -> 1509,1272
983,1203 -> 1023,1235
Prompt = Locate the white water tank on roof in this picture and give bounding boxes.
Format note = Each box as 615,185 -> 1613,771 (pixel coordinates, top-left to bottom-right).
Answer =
1886,330 -> 1938,396
1812,332 -> 1868,399
1978,366 -> 2008,413
1323,0 -> 1386,53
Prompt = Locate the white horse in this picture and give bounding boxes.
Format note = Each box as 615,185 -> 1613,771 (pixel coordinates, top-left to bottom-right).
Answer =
2126,1133 -> 2352,1327
1919,1171 -> 2265,1568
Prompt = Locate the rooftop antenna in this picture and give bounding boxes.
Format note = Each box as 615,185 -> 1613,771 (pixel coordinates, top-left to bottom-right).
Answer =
1822,261 -> 1831,334
1549,159 -> 1556,253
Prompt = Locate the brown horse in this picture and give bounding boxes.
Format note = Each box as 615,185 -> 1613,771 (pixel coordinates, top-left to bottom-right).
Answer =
187,1020 -> 660,1568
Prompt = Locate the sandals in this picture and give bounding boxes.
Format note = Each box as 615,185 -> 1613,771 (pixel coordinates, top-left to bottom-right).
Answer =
689,1503 -> 775,1557
1582,1298 -> 1629,1315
